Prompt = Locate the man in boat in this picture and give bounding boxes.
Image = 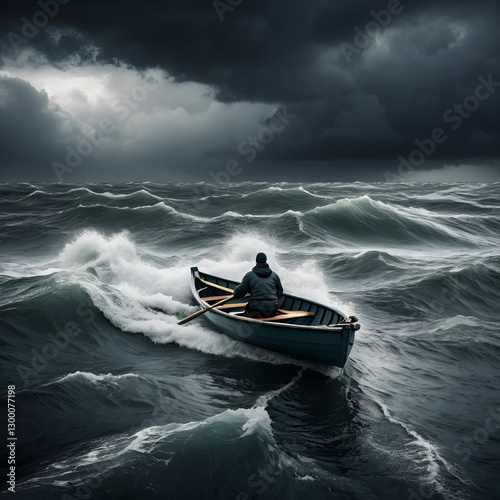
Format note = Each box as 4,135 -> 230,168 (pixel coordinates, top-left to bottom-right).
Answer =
233,252 -> 284,318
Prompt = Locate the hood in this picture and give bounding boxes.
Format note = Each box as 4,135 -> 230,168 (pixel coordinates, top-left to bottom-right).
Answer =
252,262 -> 272,278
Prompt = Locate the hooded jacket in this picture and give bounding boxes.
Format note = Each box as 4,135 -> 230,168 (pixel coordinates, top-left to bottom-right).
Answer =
233,263 -> 283,308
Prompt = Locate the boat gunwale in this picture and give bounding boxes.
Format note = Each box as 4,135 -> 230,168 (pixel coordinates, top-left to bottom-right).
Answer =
191,269 -> 355,332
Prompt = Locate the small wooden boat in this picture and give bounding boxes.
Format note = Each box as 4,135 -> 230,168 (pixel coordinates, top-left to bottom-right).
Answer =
189,267 -> 360,367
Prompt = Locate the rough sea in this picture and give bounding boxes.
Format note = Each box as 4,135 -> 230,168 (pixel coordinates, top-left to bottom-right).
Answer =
1,182 -> 499,500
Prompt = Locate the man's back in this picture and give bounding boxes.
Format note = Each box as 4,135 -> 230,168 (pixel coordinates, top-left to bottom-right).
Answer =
233,253 -> 283,318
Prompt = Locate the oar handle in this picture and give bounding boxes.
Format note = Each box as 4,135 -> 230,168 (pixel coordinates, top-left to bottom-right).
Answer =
177,295 -> 234,325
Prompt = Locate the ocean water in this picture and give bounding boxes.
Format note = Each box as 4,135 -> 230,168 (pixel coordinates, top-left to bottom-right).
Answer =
0,181 -> 499,500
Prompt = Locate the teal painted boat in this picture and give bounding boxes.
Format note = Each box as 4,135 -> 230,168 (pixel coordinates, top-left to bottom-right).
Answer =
190,267 -> 360,367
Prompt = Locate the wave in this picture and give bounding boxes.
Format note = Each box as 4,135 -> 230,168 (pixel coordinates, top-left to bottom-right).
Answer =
20,404 -> 279,488
26,186 -> 163,201
55,232 -> 295,364
18,187 -> 165,215
2,182 -> 498,500
53,371 -> 141,386
402,261 -> 500,320
87,189 -> 162,201
53,230 -> 352,367
299,195 -> 491,248
73,204 -> 303,223
71,201 -> 208,221
241,185 -> 330,200
400,315 -> 500,362
21,371 -> 340,498
191,185 -> 334,215
2,229 -> 344,369
374,402 -> 470,495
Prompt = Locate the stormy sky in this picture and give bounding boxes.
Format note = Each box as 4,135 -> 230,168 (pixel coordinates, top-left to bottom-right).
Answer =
1,0 -> 499,183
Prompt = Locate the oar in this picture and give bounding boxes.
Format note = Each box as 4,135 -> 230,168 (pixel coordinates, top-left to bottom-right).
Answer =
177,295 -> 234,325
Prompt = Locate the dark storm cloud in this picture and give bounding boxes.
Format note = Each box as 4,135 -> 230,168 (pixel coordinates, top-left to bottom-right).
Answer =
0,75 -> 73,181
1,0 -> 500,180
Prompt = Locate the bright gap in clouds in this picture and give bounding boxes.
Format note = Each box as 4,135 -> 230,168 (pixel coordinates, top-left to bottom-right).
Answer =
1,56 -> 214,116
0,46 -> 279,130
0,50 -> 282,180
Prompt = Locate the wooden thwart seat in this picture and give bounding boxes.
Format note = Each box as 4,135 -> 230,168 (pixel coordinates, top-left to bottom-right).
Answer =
215,302 -> 315,321
202,295 -> 232,303
260,311 -> 315,321
214,302 -> 248,310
